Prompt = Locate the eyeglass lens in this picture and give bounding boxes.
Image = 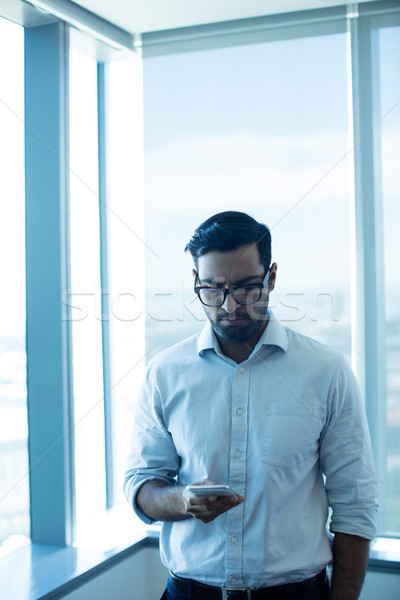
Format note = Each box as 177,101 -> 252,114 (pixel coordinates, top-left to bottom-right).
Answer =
199,285 -> 262,307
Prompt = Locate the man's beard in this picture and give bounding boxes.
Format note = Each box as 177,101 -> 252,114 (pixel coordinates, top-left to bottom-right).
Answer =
206,305 -> 268,343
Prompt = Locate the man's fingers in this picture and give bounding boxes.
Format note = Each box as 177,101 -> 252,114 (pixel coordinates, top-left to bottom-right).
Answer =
182,483 -> 245,522
185,494 -> 245,522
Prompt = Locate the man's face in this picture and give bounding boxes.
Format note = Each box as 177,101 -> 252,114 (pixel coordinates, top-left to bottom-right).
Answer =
195,244 -> 274,344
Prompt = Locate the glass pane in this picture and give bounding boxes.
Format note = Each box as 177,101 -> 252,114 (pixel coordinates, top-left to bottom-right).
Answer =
380,25 -> 400,536
108,57 -> 146,505
69,50 -> 106,523
143,31 -> 351,363
0,17 -> 29,555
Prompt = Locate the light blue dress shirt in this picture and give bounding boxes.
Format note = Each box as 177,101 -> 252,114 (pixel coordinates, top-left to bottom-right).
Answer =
124,313 -> 378,588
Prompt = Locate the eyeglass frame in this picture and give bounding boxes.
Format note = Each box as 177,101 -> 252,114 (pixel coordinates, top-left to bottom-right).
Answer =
194,268 -> 270,307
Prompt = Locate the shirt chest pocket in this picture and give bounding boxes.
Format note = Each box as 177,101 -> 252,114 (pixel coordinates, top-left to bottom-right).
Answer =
262,412 -> 320,468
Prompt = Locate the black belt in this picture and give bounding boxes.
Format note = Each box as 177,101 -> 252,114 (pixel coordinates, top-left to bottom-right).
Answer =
168,569 -> 328,599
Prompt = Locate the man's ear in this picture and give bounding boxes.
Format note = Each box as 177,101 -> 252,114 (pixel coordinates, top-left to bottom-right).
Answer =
268,262 -> 277,292
192,268 -> 197,279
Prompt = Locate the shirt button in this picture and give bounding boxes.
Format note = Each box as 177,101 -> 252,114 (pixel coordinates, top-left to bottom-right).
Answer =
238,367 -> 245,374
231,536 -> 238,544
235,451 -> 242,458
236,408 -> 244,416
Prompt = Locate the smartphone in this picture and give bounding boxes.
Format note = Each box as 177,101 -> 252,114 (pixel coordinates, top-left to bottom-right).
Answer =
186,484 -> 235,497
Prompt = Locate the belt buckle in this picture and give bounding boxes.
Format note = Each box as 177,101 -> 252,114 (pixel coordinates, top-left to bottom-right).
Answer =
221,588 -> 252,600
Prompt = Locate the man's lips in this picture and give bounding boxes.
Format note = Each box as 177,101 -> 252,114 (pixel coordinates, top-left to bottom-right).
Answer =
218,315 -> 248,325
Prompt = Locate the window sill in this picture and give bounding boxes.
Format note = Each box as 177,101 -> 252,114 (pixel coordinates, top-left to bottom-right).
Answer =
0,505 -> 159,600
369,538 -> 400,571
1,505 -> 399,600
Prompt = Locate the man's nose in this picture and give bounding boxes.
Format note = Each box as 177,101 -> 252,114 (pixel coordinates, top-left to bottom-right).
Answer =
221,291 -> 239,313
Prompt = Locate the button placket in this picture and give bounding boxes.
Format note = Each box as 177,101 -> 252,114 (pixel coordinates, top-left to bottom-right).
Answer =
225,365 -> 249,587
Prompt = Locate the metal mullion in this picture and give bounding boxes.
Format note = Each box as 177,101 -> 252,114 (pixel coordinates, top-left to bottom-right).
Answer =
97,61 -> 116,509
348,10 -> 387,531
22,0 -> 135,51
141,6 -> 347,57
25,21 -> 75,545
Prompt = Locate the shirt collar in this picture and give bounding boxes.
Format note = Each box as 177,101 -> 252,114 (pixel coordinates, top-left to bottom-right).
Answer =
197,310 -> 288,356
254,311 -> 288,353
197,322 -> 219,356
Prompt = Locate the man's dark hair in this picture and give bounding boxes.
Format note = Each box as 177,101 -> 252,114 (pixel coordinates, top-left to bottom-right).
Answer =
185,211 -> 271,270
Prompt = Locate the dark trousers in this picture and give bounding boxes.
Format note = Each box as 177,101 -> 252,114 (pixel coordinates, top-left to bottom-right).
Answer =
161,574 -> 331,600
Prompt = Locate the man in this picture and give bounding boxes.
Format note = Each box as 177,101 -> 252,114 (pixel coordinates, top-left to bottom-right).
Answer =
124,211 -> 378,600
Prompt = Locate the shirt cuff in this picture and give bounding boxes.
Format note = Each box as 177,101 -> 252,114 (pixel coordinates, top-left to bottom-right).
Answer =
329,505 -> 379,540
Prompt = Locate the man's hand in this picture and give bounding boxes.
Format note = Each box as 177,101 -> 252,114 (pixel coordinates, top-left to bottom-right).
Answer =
182,479 -> 245,523
136,478 -> 244,523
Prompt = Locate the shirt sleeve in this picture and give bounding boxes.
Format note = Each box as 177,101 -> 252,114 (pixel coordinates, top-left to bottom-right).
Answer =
319,357 -> 379,540
123,363 -> 180,524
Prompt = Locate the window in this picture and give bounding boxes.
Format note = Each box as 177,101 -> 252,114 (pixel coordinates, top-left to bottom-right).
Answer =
0,17 -> 29,555
108,57 -> 145,505
142,28 -> 352,363
380,24 -> 400,535
69,50 -> 106,523
140,10 -> 400,537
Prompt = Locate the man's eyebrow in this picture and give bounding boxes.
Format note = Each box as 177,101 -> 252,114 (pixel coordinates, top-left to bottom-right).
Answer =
198,274 -> 263,286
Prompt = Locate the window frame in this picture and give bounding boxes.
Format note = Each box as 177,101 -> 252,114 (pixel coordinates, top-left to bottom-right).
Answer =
25,21 -> 75,546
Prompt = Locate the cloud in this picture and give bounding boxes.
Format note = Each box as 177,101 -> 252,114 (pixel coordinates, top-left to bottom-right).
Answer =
144,130 -> 352,215
145,128 -> 400,214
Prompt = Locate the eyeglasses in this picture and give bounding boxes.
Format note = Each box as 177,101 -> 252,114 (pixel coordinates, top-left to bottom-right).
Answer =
194,270 -> 270,307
